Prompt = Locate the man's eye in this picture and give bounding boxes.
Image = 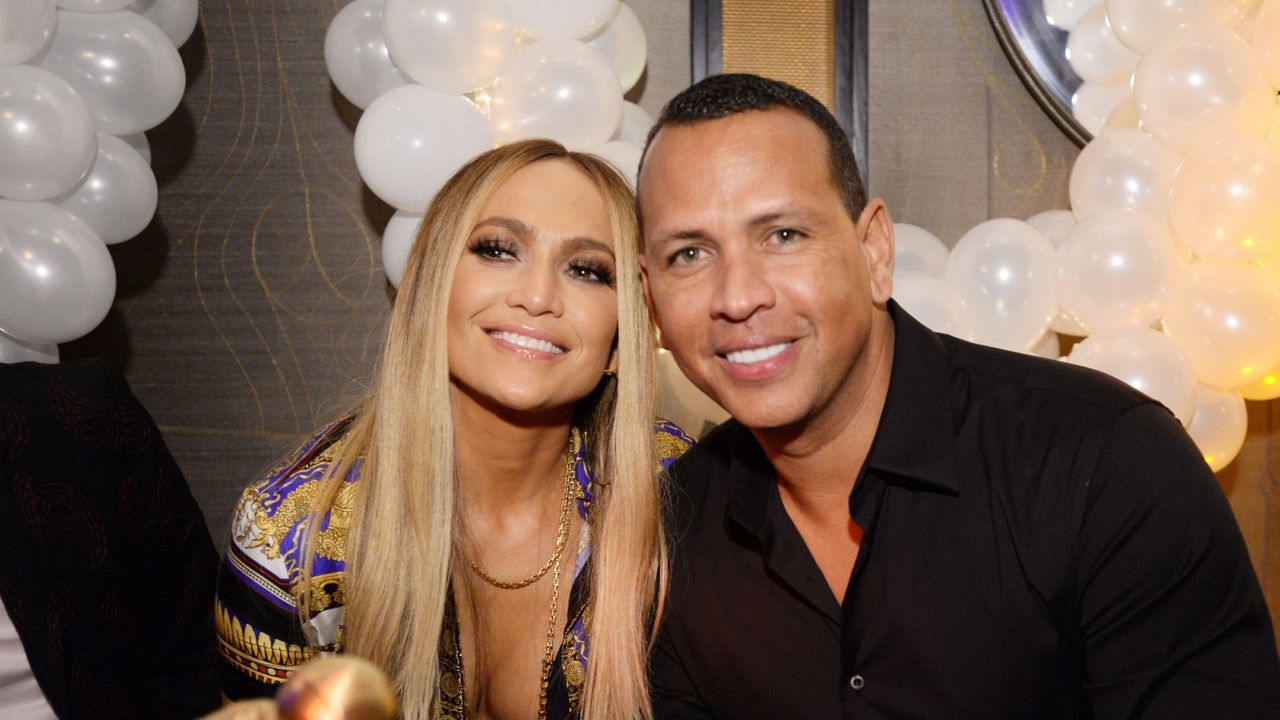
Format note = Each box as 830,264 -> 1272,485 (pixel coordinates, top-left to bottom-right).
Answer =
773,228 -> 800,243
671,247 -> 702,265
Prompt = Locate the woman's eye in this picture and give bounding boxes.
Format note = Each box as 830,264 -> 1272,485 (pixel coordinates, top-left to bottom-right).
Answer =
570,262 -> 614,285
469,238 -> 516,261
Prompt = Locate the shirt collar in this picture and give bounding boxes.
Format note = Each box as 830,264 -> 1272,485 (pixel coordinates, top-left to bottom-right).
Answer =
865,300 -> 962,495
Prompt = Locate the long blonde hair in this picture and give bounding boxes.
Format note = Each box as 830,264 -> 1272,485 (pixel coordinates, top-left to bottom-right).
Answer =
300,139 -> 663,719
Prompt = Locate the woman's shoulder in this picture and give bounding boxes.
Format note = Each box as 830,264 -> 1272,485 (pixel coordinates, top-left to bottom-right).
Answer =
226,417 -> 357,588
653,418 -> 696,470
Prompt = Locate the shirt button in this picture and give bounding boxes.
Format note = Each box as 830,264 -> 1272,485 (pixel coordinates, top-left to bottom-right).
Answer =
849,674 -> 865,691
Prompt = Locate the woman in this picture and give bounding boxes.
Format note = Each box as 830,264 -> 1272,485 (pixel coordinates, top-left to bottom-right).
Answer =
214,140 -> 692,719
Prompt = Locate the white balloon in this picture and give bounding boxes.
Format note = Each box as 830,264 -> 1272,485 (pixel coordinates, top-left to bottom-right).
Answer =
0,200 -> 115,344
1106,0 -> 1257,54
1101,97 -> 1140,131
0,330 -> 59,364
612,100 -> 653,145
1029,330 -> 1062,359
116,131 -> 150,163
129,0 -> 199,48
1133,25 -> 1274,154
891,223 -> 949,280
1071,81 -> 1132,137
505,0 -> 618,40
325,0 -> 410,110
1162,262 -> 1280,388
1068,129 -> 1181,223
489,39 -> 622,147
57,0 -> 132,11
893,272 -> 976,341
38,9 -> 186,134
1026,209 -> 1075,247
1044,0 -> 1103,31
0,65 -> 97,201
382,0 -> 514,95
587,3 -> 646,92
1056,208 -> 1182,333
1028,210 -> 1089,336
381,210 -> 422,288
1254,0 -> 1280,88
1169,133 -> 1280,264
354,84 -> 493,212
1186,384 -> 1247,471
1066,6 -> 1139,84
0,0 -> 55,67
944,218 -> 1057,351
591,139 -> 641,188
1067,326 -> 1198,426
55,133 -> 157,244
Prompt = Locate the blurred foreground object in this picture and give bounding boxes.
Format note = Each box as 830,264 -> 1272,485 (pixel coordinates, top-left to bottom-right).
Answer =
205,658 -> 396,720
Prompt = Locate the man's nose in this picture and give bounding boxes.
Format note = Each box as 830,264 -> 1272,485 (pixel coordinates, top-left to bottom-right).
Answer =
709,247 -> 775,322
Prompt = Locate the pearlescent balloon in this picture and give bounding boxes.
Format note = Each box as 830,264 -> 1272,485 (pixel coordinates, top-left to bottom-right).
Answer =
1106,0 -> 1256,54
0,65 -> 97,201
57,0 -> 132,11
944,218 -> 1057,351
1069,129 -> 1181,223
1170,134 -> 1280,263
1162,262 -> 1280,388
489,39 -> 622,147
1028,210 -> 1087,336
38,9 -> 186,134
1102,97 -> 1140,131
1186,384 -> 1248,471
1066,6 -> 1139,84
117,131 -> 150,163
505,0 -> 617,40
0,200 -> 115,344
354,84 -> 493,212
1056,208 -> 1182,333
0,0 -> 55,67
1067,326 -> 1198,426
1072,81 -> 1132,137
129,0 -> 198,47
1236,360 -> 1280,400
592,139 -> 641,187
893,272 -> 976,341
1044,0 -> 1102,30
325,0 -> 410,109
55,133 -> 157,244
0,330 -> 59,364
612,100 -> 653,145
382,0 -> 514,95
381,210 -> 422,288
1133,25 -> 1274,154
587,2 -> 645,91
892,223 -> 949,280
1255,0 -> 1280,88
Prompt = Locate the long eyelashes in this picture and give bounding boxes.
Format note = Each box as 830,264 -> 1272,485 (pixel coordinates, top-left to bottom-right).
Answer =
468,235 -> 614,286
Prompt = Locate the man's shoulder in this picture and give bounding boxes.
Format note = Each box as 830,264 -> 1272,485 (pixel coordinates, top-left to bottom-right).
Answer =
938,333 -> 1156,423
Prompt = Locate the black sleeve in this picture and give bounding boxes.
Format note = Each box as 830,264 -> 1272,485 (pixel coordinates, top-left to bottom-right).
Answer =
107,368 -> 222,717
1076,403 -> 1280,718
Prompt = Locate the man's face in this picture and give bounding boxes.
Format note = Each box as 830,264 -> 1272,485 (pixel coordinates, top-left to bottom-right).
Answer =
638,108 -> 893,431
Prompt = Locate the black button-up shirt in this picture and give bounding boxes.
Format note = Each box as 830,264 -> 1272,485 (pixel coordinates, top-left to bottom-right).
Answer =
652,304 -> 1280,718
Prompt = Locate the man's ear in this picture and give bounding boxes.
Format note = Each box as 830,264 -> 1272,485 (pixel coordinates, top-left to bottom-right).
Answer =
856,199 -> 895,304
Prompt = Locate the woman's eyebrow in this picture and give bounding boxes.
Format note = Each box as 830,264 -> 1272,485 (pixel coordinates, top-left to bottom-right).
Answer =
566,237 -> 616,259
474,216 -> 532,235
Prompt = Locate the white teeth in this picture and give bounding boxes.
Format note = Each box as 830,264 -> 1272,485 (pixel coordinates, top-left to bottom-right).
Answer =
725,342 -> 790,365
490,331 -> 565,355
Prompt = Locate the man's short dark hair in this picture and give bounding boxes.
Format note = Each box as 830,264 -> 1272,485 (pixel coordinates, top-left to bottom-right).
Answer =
638,73 -> 867,219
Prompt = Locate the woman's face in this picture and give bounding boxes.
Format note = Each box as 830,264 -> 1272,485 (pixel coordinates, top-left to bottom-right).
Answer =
447,159 -> 619,415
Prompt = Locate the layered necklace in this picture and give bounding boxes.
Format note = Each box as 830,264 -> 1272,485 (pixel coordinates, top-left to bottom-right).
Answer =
465,437 -> 578,720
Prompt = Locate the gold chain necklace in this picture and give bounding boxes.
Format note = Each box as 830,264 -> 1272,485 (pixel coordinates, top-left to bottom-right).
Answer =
466,441 -> 577,589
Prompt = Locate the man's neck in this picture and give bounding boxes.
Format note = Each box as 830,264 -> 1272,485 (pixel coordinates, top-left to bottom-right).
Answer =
755,316 -> 895,518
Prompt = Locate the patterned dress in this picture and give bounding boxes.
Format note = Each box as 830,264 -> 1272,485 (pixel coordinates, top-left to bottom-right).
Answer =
215,418 -> 692,719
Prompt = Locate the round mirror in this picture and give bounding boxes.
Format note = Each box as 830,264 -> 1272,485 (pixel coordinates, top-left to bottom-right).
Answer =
984,0 -> 1090,146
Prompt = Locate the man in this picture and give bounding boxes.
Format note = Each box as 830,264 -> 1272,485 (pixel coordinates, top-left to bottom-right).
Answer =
0,360 -> 220,718
638,73 -> 1280,718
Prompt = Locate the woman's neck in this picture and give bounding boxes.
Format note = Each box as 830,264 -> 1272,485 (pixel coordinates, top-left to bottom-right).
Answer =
450,386 -> 576,517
